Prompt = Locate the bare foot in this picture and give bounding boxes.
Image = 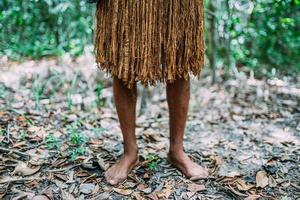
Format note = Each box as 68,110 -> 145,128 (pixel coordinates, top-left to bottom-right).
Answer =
105,153 -> 138,186
168,150 -> 209,179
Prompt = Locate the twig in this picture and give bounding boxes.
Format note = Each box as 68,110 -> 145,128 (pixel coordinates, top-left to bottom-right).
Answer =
47,163 -> 81,173
6,124 -> 10,142
0,177 -> 43,184
291,183 -> 300,191
0,146 -> 30,158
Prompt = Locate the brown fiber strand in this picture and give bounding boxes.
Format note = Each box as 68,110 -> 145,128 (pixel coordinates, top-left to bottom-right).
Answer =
95,0 -> 205,88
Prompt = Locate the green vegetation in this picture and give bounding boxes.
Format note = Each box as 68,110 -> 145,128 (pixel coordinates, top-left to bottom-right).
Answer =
67,121 -> 88,160
95,83 -> 105,108
19,130 -> 27,141
0,85 -> 7,99
0,0 -> 299,75
0,0 -> 94,59
0,128 -> 4,137
31,70 -> 67,109
67,72 -> 79,110
45,134 -> 61,150
147,154 -> 160,171
205,0 -> 300,78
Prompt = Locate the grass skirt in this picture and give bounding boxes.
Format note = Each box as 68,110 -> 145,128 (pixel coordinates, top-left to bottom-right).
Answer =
95,0 -> 205,88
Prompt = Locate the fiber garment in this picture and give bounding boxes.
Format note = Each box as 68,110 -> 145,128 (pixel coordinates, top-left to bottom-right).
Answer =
95,0 -> 205,88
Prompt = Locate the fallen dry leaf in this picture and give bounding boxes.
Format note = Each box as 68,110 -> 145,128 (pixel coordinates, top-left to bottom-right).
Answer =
187,183 -> 206,193
28,126 -> 41,133
210,155 -> 224,166
96,155 -> 108,171
245,194 -> 261,200
226,171 -> 241,178
256,170 -> 269,188
268,175 -> 277,188
157,184 -> 173,199
32,195 -> 49,200
80,183 -> 95,194
186,191 -> 196,199
134,192 -> 144,200
13,162 -> 40,176
61,190 -> 75,200
235,178 -> 255,191
113,188 -> 132,196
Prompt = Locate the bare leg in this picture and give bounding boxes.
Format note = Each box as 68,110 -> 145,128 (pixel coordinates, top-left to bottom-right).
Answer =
105,77 -> 139,185
167,77 -> 208,179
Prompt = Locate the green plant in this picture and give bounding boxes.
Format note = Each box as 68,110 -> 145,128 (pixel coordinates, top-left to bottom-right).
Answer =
19,130 -> 27,141
31,75 -> 45,109
69,131 -> 87,146
92,127 -> 105,137
0,128 -> 4,136
0,0 -> 94,59
45,134 -> 61,149
95,83 -> 105,107
67,121 -> 87,145
0,85 -> 7,99
67,72 -> 78,110
31,70 -> 67,109
205,0 -> 300,77
147,154 -> 160,171
69,146 -> 86,161
67,121 -> 88,160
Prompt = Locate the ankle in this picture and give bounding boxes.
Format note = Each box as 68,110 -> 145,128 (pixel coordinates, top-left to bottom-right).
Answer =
168,146 -> 184,156
124,147 -> 138,158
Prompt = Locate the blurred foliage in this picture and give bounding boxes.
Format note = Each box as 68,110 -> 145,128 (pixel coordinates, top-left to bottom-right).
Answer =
205,0 -> 300,74
0,0 -> 94,59
0,0 -> 299,74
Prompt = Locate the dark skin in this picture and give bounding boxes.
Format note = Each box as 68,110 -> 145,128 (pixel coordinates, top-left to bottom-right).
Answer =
105,76 -> 208,185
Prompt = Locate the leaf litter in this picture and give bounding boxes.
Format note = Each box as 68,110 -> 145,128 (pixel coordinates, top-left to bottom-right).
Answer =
0,56 -> 299,199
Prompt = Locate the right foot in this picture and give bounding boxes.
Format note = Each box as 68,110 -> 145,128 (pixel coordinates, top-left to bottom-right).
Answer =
105,153 -> 138,186
168,150 -> 209,179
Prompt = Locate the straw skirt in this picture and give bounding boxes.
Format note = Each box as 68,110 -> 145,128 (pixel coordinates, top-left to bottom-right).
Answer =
95,0 -> 205,88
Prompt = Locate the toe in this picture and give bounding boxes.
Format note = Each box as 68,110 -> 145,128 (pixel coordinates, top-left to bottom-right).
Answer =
108,179 -> 117,186
191,167 -> 209,179
105,172 -> 113,184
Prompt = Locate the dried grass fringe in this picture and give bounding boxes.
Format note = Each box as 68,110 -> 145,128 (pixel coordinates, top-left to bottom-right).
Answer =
95,0 -> 204,88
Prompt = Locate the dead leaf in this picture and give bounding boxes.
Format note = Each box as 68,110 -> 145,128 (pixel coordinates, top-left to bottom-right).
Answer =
210,155 -> 224,166
96,155 -> 108,171
226,171 -> 241,178
113,188 -> 132,196
13,162 -> 40,176
28,126 -> 41,133
54,180 -> 68,189
268,175 -> 277,188
61,190 -> 75,200
245,194 -> 261,200
186,192 -> 196,199
235,178 -> 255,191
92,184 -> 100,194
256,170 -> 268,188
11,189 -> 35,200
157,182 -> 173,199
187,183 -> 206,193
80,183 -> 95,194
13,141 -> 27,148
32,195 -> 49,200
92,192 -> 110,200
141,188 -> 152,194
134,192 -> 144,200
137,183 -> 147,190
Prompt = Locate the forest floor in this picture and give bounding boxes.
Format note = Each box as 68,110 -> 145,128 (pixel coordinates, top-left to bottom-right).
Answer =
0,55 -> 299,200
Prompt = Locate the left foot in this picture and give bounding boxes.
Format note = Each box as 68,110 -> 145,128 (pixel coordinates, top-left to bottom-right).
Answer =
168,150 -> 209,179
